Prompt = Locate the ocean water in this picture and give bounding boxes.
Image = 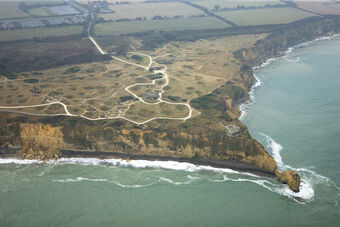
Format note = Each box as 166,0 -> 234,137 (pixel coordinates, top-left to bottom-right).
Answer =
1,36 -> 340,226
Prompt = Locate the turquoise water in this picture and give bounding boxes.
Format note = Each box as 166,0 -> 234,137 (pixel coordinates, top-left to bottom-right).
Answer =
1,36 -> 340,226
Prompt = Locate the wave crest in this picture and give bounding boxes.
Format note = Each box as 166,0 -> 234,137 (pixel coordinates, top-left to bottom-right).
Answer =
239,74 -> 263,120
53,177 -> 107,183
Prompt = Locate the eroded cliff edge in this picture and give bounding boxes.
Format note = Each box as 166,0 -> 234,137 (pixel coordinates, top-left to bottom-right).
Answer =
1,16 -> 340,193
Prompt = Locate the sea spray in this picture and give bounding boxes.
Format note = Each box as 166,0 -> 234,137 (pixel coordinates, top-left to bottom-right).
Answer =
258,133 -> 315,202
239,74 -> 263,120
259,133 -> 284,169
239,35 -> 340,205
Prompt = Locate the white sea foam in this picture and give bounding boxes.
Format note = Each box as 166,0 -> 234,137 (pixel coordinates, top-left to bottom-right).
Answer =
210,174 -> 314,203
256,133 -> 340,203
0,158 -> 43,165
292,34 -> 340,50
2,135 -> 338,204
210,175 -> 273,190
253,57 -> 276,70
283,56 -> 301,62
112,182 -> 155,188
259,133 -> 337,186
187,175 -> 200,180
258,133 -> 315,199
259,133 -> 284,168
0,142 -> 335,203
53,176 -> 155,188
159,177 -> 192,185
1,156 -> 333,203
286,47 -> 294,54
0,157 -> 241,174
237,34 -> 340,203
53,177 -> 108,183
57,158 -> 241,175
239,74 -> 263,120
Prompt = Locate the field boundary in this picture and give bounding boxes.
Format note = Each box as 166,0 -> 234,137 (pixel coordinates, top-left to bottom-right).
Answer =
181,0 -> 237,27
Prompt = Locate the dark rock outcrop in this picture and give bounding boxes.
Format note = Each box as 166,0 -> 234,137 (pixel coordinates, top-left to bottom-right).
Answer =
276,170 -> 301,192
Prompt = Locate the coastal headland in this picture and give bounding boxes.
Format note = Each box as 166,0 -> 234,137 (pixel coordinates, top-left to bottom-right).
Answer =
1,11 -> 339,193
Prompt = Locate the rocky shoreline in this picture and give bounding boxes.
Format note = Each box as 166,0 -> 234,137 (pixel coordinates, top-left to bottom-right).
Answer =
60,149 -> 276,178
0,146 -> 275,177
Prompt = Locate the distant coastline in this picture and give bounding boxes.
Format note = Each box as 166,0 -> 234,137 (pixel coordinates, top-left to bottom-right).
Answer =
239,33 -> 340,121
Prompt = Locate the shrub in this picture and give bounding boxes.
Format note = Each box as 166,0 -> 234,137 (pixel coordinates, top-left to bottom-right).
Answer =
24,78 -> 39,83
64,66 -> 80,74
131,55 -> 143,61
146,73 -> 163,80
119,96 -> 134,102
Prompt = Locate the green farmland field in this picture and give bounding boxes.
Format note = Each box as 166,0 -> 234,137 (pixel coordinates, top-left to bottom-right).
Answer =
102,2 -> 204,21
0,2 -> 29,19
194,0 -> 285,11
3,0 -> 63,5
95,16 -> 230,36
27,7 -> 51,17
216,7 -> 317,26
0,26 -> 83,42
25,0 -> 62,5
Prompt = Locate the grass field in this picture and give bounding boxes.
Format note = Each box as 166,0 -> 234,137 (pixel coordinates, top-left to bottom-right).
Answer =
0,26 -> 83,42
100,2 -> 204,21
194,0 -> 285,11
0,39 -> 102,74
216,7 -> 317,26
125,102 -> 189,123
27,7 -> 50,17
149,34 -> 267,104
0,2 -> 29,19
294,0 -> 340,15
76,0 -> 145,3
95,17 -> 230,36
5,0 -> 63,5
0,33 -> 265,123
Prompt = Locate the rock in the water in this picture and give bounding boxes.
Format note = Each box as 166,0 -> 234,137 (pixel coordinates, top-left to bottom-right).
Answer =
276,170 -> 301,192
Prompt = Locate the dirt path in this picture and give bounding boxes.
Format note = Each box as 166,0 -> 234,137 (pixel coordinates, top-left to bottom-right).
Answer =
0,16 -> 193,125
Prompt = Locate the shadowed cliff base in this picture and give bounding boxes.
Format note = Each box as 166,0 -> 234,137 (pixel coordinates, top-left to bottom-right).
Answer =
59,149 -> 276,178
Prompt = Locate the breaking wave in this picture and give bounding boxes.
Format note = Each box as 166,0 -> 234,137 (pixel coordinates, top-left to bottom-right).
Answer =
211,174 -> 314,204
53,176 -> 155,188
56,158 -> 242,174
239,74 -> 263,120
259,133 -> 284,168
0,154 -> 330,203
159,177 -> 192,185
53,177 -> 108,183
258,133 -> 340,203
112,182 -> 155,188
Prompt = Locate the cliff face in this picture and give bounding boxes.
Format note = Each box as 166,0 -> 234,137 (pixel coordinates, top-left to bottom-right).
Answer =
19,123 -> 63,160
65,128 -> 278,173
231,16 -> 340,192
233,16 -> 340,66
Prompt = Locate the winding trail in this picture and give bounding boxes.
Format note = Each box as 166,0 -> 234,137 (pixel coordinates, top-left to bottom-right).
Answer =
0,102 -> 74,116
0,15 -> 193,125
